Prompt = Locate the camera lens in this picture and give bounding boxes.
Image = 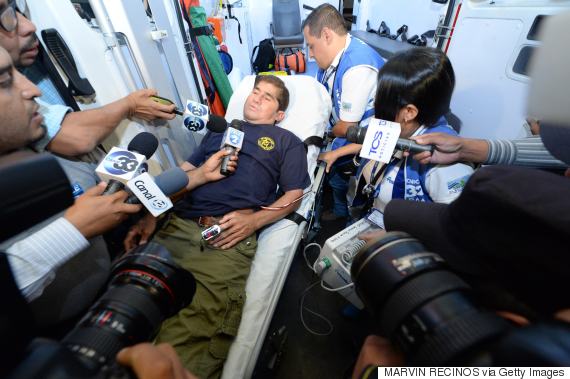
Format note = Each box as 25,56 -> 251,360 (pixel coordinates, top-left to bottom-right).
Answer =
351,232 -> 507,364
62,242 -> 196,370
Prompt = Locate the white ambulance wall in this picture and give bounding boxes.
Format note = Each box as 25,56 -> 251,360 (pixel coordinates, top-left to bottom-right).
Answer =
447,1 -> 569,140
27,1 -> 129,114
28,0 -> 201,171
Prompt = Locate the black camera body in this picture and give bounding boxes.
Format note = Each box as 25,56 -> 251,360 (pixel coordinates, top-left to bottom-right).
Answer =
351,231 -> 570,366
8,242 -> 196,379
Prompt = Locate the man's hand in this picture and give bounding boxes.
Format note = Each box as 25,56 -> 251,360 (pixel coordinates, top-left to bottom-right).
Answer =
319,150 -> 339,173
200,149 -> 239,182
352,335 -> 404,378
410,133 -> 464,165
358,229 -> 387,244
127,89 -> 176,121
124,213 -> 158,251
64,183 -> 142,239
116,343 -> 197,379
212,210 -> 256,249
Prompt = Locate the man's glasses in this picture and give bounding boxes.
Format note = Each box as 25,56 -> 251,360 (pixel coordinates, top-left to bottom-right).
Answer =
0,0 -> 26,33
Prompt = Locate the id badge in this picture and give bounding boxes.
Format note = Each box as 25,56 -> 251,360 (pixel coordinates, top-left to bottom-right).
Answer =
366,208 -> 385,229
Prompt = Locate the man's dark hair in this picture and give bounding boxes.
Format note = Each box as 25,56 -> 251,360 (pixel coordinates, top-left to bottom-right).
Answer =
301,3 -> 347,37
254,75 -> 290,112
374,47 -> 455,126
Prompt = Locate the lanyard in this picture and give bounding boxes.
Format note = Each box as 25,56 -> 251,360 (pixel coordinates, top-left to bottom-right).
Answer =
362,155 -> 399,197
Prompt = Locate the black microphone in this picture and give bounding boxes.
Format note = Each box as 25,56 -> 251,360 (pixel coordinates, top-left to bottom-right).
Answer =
101,132 -> 159,196
125,167 -> 189,204
345,126 -> 435,153
220,119 -> 244,176
206,114 -> 230,133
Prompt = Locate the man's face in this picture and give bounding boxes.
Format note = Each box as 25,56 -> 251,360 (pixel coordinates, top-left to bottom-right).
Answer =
0,47 -> 43,153
243,80 -> 285,125
303,26 -> 333,70
0,0 -> 38,67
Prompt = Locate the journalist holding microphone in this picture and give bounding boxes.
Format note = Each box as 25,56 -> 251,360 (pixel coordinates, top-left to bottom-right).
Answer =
0,44 -> 234,315
319,47 -> 474,218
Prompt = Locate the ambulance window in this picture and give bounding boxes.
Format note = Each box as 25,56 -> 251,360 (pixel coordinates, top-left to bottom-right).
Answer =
513,46 -> 536,77
527,15 -> 547,41
70,1 -> 95,21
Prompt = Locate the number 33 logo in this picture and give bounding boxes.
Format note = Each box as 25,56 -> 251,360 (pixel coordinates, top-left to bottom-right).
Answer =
113,156 -> 138,172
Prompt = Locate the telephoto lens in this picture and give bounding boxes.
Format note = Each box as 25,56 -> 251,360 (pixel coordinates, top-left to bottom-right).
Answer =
61,242 -> 196,371
351,232 -> 507,365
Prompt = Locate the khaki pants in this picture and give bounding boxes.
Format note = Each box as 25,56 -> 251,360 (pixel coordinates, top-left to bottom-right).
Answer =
153,214 -> 257,379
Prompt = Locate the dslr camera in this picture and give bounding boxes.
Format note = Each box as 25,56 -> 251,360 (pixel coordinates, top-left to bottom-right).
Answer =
351,231 -> 570,365
9,242 -> 196,379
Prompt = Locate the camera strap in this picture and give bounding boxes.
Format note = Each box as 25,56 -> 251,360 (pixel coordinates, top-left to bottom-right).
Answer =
362,154 -> 399,197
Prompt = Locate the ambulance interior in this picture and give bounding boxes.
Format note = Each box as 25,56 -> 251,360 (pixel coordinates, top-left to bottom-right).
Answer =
16,0 -> 570,377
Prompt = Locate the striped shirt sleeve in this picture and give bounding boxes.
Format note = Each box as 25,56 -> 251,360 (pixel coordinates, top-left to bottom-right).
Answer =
485,136 -> 567,168
5,217 -> 89,302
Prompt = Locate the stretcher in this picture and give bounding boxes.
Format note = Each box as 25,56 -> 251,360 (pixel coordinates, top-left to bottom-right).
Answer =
222,75 -> 331,378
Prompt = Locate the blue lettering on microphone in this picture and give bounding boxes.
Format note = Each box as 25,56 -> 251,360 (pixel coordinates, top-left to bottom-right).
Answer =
369,130 -> 383,155
71,183 -> 84,198
229,129 -> 243,145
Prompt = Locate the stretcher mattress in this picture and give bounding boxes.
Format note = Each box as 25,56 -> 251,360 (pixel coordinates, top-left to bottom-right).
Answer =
221,75 -> 331,378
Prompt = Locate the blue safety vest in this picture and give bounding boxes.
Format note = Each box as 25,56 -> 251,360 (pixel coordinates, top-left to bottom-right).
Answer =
317,37 -> 384,151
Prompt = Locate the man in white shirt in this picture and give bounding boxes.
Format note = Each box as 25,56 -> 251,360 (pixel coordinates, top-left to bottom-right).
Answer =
303,4 -> 384,220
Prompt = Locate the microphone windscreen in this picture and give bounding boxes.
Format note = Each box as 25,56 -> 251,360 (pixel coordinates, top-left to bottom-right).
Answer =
127,132 -> 159,159
230,119 -> 243,131
206,115 -> 229,133
154,167 -> 189,195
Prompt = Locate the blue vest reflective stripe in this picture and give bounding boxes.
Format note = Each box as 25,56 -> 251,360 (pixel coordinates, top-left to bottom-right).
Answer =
352,116 -> 458,206
318,37 -> 384,151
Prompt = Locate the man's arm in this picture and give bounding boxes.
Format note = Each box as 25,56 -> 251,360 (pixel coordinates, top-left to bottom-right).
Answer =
411,133 -> 489,165
181,150 -> 238,191
212,188 -> 304,250
47,89 -> 176,156
123,150 -> 238,250
6,183 -> 141,301
331,119 -> 358,137
412,133 -> 567,169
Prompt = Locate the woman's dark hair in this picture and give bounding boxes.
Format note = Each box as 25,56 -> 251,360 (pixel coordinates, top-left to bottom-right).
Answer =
374,47 -> 455,126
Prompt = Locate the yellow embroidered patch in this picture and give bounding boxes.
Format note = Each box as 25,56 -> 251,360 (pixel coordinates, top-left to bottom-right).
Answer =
258,137 -> 275,151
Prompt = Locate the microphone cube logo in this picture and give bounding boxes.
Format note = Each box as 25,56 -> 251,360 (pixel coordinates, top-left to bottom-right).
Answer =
151,199 -> 168,210
104,151 -> 140,175
184,100 -> 209,132
186,101 -> 208,117
184,116 -> 205,132
229,129 -> 243,145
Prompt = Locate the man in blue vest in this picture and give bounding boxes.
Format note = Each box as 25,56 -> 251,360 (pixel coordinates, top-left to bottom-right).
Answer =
302,4 -> 384,221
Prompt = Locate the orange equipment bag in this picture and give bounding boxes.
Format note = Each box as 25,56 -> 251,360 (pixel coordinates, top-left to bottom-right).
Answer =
275,48 -> 306,74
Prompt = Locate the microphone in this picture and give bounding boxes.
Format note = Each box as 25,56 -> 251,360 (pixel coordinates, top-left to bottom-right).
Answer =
346,126 -> 434,153
126,168 -> 188,217
206,114 -> 230,133
220,119 -> 244,176
96,132 -> 159,195
125,167 -> 189,204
